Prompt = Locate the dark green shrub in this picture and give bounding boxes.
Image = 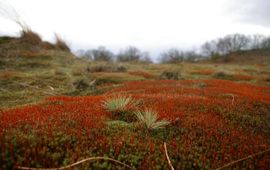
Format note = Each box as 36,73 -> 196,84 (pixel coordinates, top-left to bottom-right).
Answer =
213,72 -> 233,80
87,64 -> 127,73
160,71 -> 180,80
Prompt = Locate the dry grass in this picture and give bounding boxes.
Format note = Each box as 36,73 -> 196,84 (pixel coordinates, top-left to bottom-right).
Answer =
128,71 -> 154,79
20,30 -> 42,45
54,34 -> 70,52
135,109 -> 170,130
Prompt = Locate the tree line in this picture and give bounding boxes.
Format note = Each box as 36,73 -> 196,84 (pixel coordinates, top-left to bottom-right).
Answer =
76,34 -> 270,63
76,46 -> 152,63
201,34 -> 270,59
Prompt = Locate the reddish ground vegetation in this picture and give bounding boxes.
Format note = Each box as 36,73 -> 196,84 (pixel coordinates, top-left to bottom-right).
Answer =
128,71 -> 154,79
0,79 -> 270,169
233,74 -> 253,81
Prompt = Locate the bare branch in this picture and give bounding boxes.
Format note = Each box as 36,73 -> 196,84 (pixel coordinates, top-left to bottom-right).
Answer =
164,142 -> 175,170
0,1 -> 29,32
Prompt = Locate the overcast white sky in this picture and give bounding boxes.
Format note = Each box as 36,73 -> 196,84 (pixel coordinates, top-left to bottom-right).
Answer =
1,0 -> 270,57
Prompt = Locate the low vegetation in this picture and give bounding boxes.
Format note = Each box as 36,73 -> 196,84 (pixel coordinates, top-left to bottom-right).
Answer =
87,64 -> 127,73
54,34 -> 70,52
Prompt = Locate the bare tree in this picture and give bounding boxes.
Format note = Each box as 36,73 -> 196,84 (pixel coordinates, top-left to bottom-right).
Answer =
206,34 -> 250,55
140,52 -> 153,64
201,40 -> 218,56
91,46 -> 114,62
183,50 -> 201,62
216,38 -> 231,55
200,33 -> 270,61
160,48 -> 184,63
249,34 -> 266,49
117,46 -> 142,62
261,37 -> 270,49
227,34 -> 249,51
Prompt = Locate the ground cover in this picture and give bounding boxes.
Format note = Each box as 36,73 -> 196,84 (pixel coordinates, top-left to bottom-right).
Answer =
1,79 -> 269,169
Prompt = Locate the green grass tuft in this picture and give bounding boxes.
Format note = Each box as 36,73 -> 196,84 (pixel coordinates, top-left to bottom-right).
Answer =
103,95 -> 133,112
135,109 -> 170,130
102,95 -> 140,122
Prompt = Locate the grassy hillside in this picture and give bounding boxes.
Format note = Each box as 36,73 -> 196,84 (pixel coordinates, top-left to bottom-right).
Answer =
1,36 -> 270,109
209,49 -> 270,64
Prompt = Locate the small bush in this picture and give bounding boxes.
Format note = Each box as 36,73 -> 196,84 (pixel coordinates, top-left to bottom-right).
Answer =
87,64 -> 127,73
160,71 -> 180,80
135,109 -> 170,130
213,72 -> 233,80
211,53 -> 221,61
116,65 -> 127,72
73,79 -> 96,91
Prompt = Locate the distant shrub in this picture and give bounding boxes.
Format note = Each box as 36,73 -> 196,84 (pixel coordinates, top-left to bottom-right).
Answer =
160,71 -> 180,80
73,79 -> 96,91
213,72 -> 233,80
87,64 -> 127,73
117,65 -> 127,72
210,53 -> 221,61
135,109 -> 170,130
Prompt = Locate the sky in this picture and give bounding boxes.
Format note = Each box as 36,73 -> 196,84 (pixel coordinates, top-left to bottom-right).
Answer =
0,0 -> 270,58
